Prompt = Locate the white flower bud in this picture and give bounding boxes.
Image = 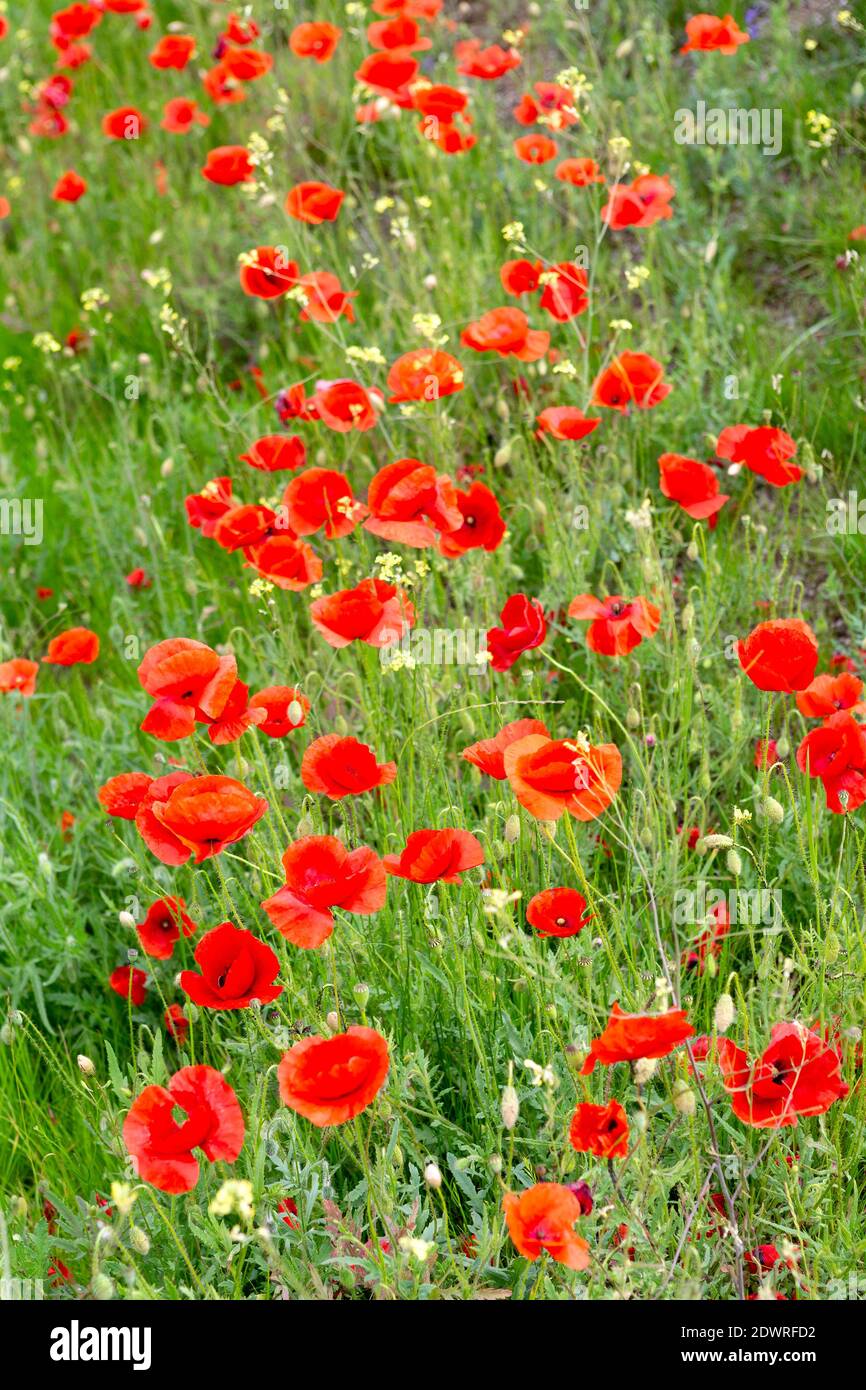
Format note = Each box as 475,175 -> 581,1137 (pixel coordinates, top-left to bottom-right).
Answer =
714,992 -> 735,1033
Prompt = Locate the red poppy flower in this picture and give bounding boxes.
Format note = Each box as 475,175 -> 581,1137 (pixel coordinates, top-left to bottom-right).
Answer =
109,965 -> 148,1006
137,638 -> 249,741
301,734 -> 396,801
502,1184 -> 589,1270
185,477 -> 233,536
796,710 -> 866,813
123,1064 -> 244,1193
161,97 -> 210,133
52,3 -> 101,41
297,270 -> 357,324
368,15 -> 431,50
580,1003 -> 695,1074
98,770 -> 154,819
384,828 -> 484,884
0,658 -> 38,697
136,896 -> 196,960
455,38 -> 521,80
149,34 -> 196,69
164,1004 -> 189,1044
364,458 -> 460,547
568,593 -> 661,656
717,1023 -> 848,1128
438,481 -> 506,557
386,348 -> 464,404
681,13 -> 750,53
716,424 -> 800,487
412,83 -> 469,122
796,672 -> 866,719
213,503 -> 278,553
461,307 -> 549,362
248,686 -> 310,738
220,46 -> 273,82
513,82 -> 578,129
505,734 -> 623,822
311,578 -> 415,649
102,106 -> 147,139
486,593 -> 547,671
526,887 -> 591,938
591,352 -> 671,411
514,132 -> 559,164
737,619 -> 818,693
239,247 -> 299,299
240,434 -> 305,472
461,718 -> 551,779
314,379 -> 380,432
262,835 -> 387,948
145,774 -> 268,865
282,467 -> 362,539
556,157 -> 604,186
536,406 -> 601,441
538,262 -> 589,321
500,259 -> 543,296
289,21 -> 342,62
201,145 -> 254,185
278,1197 -> 299,1228
658,452 -> 729,524
278,1026 -> 389,1126
569,1099 -> 629,1158
42,627 -> 99,666
602,174 -> 675,229
244,535 -> 323,591
285,181 -> 345,224
52,169 -> 87,201
202,63 -> 245,105
125,567 -> 151,588
355,51 -> 419,106
180,921 -> 282,1010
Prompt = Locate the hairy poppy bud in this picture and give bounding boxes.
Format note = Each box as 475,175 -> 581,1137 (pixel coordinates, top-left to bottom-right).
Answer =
488,1153 -> 503,1174
130,1226 -> 150,1255
325,1010 -> 340,1033
77,1054 -> 95,1076
759,796 -> 784,824
626,706 -> 641,729
91,1273 -> 115,1301
504,814 -> 520,843
699,833 -> 733,851
118,910 -> 136,930
775,736 -> 790,759
424,1161 -> 442,1190
494,441 -> 513,467
686,540 -> 699,561
726,849 -> 742,876
672,1079 -> 696,1116
287,700 -> 304,726
633,1056 -> 657,1085
639,825 -> 653,847
501,1084 -> 519,1130
714,992 -> 735,1033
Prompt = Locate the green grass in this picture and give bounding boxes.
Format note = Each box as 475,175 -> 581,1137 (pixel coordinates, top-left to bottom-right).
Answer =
1,0 -> 866,1301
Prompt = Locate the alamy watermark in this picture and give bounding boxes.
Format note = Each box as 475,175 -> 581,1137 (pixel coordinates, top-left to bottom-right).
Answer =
380,627 -> 490,676
674,883 -> 782,928
0,497 -> 43,546
675,100 -> 782,157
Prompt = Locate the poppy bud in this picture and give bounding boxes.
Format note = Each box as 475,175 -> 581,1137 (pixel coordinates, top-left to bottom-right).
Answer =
626,706 -> 641,729
714,992 -> 735,1033
726,849 -> 742,876
424,1161 -> 442,1190
488,1153 -> 503,1174
495,397 -> 510,420
392,1145 -> 404,1169
91,1273 -> 115,1301
130,1226 -> 150,1255
423,274 -> 437,290
296,814 -> 315,836
759,796 -> 784,824
494,441 -> 513,467
501,1084 -> 519,1130
686,541 -> 699,561
334,715 -> 349,736
504,814 -> 521,843
699,833 -> 733,851
325,1010 -> 340,1033
672,1079 -> 696,1116
639,825 -> 652,847
775,736 -> 790,758
287,699 -> 304,726
633,1056 -> 657,1085
77,1054 -> 95,1076
118,911 -> 136,930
